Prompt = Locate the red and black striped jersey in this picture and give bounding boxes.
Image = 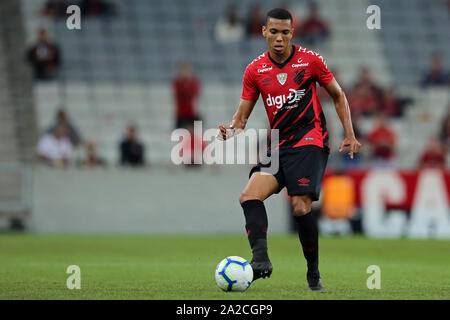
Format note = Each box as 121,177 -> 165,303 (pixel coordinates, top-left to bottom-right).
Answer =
241,44 -> 333,151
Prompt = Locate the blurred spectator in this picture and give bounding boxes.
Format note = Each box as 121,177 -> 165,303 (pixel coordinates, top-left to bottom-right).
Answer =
37,124 -> 72,168
347,83 -> 379,117
298,2 -> 329,47
347,67 -> 383,117
214,5 -> 245,44
26,28 -> 61,80
42,0 -> 67,18
78,140 -> 106,168
181,124 -> 207,168
439,107 -> 450,150
354,66 -> 382,97
173,61 -> 201,129
380,88 -> 403,118
418,136 -> 446,169
47,108 -> 83,147
422,54 -> 449,87
81,0 -> 115,17
246,4 -> 265,38
367,112 -> 397,165
119,125 -> 145,167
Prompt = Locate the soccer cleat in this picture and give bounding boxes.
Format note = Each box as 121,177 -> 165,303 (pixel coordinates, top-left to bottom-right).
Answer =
250,259 -> 273,281
307,270 -> 324,291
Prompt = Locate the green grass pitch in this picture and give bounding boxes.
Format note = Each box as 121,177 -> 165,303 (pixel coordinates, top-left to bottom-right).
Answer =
1,234 -> 449,300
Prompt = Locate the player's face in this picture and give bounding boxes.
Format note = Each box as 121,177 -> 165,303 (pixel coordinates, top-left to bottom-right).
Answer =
262,18 -> 293,56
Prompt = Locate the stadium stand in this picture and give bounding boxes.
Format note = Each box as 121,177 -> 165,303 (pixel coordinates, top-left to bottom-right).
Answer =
19,0 -> 447,169
0,0 -> 35,229
374,0 -> 450,86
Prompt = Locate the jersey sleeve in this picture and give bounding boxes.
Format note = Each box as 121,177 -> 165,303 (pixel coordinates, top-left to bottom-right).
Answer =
241,65 -> 259,101
312,53 -> 334,87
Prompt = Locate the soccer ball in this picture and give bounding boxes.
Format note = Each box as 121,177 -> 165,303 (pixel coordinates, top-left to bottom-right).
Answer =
215,256 -> 253,292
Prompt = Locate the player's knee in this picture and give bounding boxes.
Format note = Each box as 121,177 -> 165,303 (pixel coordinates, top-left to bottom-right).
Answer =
292,202 -> 311,216
239,193 -> 263,205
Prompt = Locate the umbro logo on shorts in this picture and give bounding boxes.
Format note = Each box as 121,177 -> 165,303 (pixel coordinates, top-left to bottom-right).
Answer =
298,178 -> 310,186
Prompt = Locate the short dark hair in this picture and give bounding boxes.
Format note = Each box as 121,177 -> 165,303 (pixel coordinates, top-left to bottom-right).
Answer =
266,8 -> 293,25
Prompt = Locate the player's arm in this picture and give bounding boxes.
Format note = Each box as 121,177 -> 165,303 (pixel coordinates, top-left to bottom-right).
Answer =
217,99 -> 257,141
324,78 -> 361,159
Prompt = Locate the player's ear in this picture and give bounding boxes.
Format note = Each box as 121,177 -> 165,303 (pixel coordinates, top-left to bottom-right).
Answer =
262,25 -> 267,38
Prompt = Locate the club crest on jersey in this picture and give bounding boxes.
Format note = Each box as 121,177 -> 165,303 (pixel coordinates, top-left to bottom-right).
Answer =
277,73 -> 287,85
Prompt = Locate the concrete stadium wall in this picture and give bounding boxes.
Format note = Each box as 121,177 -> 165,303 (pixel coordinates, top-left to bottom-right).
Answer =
30,166 -> 290,234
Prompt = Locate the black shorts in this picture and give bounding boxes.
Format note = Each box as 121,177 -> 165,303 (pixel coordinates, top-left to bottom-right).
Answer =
249,145 -> 329,201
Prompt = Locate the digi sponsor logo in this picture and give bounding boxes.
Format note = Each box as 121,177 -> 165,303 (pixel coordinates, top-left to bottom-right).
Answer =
266,88 -> 306,109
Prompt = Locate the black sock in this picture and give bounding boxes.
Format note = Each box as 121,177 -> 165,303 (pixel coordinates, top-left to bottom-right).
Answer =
294,212 -> 319,271
241,200 -> 269,261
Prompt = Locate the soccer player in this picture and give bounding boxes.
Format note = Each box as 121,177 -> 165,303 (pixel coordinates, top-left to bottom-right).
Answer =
217,8 -> 361,290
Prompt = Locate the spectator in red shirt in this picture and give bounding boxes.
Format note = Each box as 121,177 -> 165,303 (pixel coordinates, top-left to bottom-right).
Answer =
298,2 -> 329,47
419,136 -> 446,168
246,4 -> 265,39
26,28 -> 61,80
367,112 -> 397,165
354,67 -> 382,97
380,88 -> 403,118
173,61 -> 201,129
439,106 -> 450,150
347,67 -> 384,117
81,0 -> 115,17
347,83 -> 379,117
181,123 -> 207,168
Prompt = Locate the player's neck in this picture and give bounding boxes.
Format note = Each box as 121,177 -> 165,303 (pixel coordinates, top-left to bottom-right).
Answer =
269,44 -> 293,64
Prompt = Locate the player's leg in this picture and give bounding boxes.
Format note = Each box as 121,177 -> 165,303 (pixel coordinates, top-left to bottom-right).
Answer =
291,194 -> 323,290
239,172 -> 280,280
283,146 -> 329,290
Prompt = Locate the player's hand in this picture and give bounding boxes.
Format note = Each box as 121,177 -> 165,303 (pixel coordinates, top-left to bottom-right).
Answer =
216,125 -> 238,141
339,136 -> 361,159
